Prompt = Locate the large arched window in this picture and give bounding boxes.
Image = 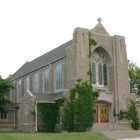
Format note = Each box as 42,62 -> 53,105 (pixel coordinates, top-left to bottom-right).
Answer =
56,63 -> 62,90
17,80 -> 22,102
26,76 -> 30,90
44,68 -> 49,92
34,72 -> 39,93
91,50 -> 108,86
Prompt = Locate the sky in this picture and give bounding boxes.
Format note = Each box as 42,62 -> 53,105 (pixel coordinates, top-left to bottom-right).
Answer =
0,0 -> 140,78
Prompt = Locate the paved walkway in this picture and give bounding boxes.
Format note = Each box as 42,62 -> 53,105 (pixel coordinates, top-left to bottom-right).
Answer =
118,138 -> 140,140
102,130 -> 140,139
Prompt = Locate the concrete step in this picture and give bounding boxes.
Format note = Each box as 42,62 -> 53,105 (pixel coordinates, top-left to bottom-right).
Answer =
91,123 -> 132,132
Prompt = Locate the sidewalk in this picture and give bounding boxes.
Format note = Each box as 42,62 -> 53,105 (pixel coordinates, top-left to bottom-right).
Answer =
102,130 -> 140,139
118,138 -> 140,140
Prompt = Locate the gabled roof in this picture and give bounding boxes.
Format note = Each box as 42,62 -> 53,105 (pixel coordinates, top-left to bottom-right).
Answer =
5,103 -> 19,110
11,40 -> 73,80
33,92 -> 63,103
90,22 -> 110,36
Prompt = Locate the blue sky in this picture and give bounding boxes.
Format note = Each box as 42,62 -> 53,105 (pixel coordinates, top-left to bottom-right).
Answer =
0,0 -> 140,78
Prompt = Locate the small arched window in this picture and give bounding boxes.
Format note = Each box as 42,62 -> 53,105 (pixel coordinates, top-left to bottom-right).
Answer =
17,80 -> 22,102
44,68 -> 49,92
34,72 -> 39,93
123,93 -> 126,102
56,63 -> 62,90
26,76 -> 30,90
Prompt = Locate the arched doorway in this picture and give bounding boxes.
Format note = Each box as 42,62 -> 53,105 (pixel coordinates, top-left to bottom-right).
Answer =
93,100 -> 112,123
93,105 -> 109,123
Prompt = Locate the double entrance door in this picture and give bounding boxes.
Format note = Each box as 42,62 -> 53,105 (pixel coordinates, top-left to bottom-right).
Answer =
93,105 -> 109,123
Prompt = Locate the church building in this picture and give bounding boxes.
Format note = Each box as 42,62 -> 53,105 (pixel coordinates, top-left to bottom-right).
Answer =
0,18 -> 136,131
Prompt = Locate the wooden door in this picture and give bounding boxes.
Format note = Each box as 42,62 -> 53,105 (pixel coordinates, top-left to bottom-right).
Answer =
100,106 -> 109,123
93,106 -> 98,123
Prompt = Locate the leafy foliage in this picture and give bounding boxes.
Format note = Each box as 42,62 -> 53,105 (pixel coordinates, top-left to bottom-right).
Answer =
62,33 -> 98,132
128,60 -> 140,96
0,76 -> 14,112
127,100 -> 139,130
117,100 -> 139,130
37,98 -> 64,132
54,122 -> 61,133
62,79 -> 99,132
88,32 -> 97,84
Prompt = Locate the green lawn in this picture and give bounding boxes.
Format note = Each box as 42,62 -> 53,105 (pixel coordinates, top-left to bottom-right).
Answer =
0,131 -> 111,140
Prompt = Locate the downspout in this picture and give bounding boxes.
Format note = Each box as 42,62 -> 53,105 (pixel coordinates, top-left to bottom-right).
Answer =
14,108 -> 15,129
35,102 -> 38,131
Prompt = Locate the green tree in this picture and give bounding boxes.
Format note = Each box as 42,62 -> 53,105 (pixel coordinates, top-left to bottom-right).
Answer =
117,100 -> 139,130
0,76 -> 14,112
62,79 -> 99,132
128,60 -> 140,96
127,100 -> 139,130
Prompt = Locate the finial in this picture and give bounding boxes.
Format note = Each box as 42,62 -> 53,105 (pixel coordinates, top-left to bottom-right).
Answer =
97,17 -> 102,23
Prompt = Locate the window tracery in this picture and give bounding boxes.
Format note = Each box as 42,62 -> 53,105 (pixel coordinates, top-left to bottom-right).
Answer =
91,51 -> 108,86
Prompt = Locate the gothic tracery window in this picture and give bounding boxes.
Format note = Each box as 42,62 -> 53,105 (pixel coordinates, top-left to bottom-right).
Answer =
91,51 -> 108,86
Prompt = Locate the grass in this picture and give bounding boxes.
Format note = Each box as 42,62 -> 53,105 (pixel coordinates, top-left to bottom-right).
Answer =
0,131 -> 111,140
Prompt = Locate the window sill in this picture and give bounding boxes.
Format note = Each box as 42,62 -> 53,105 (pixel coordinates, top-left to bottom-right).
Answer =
92,85 -> 112,94
93,85 -> 108,90
0,119 -> 8,122
54,89 -> 63,93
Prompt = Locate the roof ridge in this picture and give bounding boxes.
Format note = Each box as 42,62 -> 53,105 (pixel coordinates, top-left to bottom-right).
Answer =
11,61 -> 28,80
11,39 -> 73,80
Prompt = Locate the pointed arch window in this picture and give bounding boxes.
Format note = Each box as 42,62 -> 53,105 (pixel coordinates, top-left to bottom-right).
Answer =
91,51 -> 108,86
17,80 -> 22,102
44,68 -> 49,92
34,72 -> 39,93
56,63 -> 62,90
26,76 -> 30,90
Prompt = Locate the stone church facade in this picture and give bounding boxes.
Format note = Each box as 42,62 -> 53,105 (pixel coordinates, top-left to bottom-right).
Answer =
0,18 -> 137,131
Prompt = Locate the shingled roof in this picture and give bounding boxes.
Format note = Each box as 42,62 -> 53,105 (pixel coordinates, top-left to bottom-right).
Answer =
11,40 -> 73,80
5,103 -> 19,110
33,92 -> 63,103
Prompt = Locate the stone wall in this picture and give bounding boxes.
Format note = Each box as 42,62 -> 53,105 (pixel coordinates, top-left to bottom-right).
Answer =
18,90 -> 36,132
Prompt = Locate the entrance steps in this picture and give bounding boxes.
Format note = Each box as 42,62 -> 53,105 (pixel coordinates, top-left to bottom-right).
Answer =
91,123 -> 132,132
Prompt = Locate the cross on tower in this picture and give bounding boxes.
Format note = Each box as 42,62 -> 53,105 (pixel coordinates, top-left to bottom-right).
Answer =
97,17 -> 102,23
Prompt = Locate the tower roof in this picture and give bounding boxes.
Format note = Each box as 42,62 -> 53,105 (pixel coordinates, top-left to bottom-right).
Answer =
90,18 -> 110,36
